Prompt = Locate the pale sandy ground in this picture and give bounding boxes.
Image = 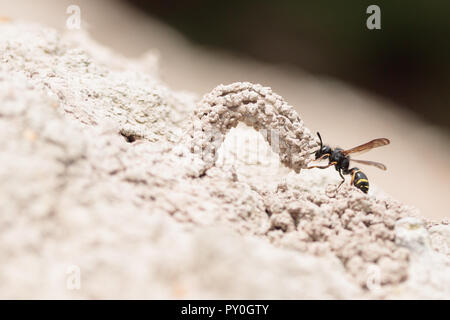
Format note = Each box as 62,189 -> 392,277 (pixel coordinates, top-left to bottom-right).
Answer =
1,1 -> 450,300
1,0 -> 447,220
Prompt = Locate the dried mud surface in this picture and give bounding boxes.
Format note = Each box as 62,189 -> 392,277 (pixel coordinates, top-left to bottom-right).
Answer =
0,22 -> 449,299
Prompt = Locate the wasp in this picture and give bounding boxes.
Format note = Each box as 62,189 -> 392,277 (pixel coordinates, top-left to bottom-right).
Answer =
307,132 -> 390,193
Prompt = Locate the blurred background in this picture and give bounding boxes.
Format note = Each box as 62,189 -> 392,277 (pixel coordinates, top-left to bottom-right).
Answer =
131,0 -> 450,129
1,0 -> 449,219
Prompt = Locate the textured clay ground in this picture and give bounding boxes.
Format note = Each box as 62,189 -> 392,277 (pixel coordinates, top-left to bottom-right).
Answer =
0,22 -> 449,299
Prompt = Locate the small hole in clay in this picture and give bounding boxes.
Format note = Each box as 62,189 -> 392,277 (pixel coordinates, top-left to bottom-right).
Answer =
120,131 -> 142,143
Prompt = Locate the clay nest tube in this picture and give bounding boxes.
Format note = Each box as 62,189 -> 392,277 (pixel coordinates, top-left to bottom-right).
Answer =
183,82 -> 319,175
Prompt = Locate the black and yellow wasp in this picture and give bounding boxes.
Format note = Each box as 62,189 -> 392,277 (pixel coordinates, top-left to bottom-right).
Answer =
308,132 -> 390,193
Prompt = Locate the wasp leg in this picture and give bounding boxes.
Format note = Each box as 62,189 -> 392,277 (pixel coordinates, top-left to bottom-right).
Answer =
306,161 -> 337,169
336,170 -> 345,190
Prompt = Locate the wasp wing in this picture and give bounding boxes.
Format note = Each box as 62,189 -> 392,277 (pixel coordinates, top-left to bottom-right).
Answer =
351,159 -> 387,171
342,138 -> 390,156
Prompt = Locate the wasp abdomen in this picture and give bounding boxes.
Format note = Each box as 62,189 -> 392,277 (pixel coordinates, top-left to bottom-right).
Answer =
353,169 -> 369,193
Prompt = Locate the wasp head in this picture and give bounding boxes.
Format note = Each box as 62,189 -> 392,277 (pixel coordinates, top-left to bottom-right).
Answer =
313,132 -> 332,159
315,146 -> 332,159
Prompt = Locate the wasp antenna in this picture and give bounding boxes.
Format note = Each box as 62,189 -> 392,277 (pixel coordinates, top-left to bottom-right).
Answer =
317,132 -> 323,149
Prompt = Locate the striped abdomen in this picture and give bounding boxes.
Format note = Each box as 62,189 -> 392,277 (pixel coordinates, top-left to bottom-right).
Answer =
353,169 -> 369,193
